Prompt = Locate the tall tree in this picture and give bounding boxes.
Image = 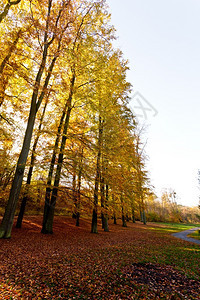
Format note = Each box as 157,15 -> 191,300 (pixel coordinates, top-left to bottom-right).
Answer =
0,0 -> 73,238
41,0 -> 115,234
42,68 -> 75,233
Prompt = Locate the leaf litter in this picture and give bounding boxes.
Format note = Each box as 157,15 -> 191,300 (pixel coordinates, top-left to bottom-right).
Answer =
0,216 -> 199,299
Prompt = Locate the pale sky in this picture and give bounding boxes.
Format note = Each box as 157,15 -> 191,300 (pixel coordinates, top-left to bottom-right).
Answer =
107,0 -> 200,207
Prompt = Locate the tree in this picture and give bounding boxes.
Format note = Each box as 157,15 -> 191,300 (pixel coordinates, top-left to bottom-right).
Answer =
0,0 -> 152,237
41,69 -> 75,233
41,0 -> 113,234
0,0 -> 74,238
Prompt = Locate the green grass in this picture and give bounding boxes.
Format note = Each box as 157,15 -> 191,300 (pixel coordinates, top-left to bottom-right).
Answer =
188,230 -> 200,240
141,223 -> 200,280
149,222 -> 200,234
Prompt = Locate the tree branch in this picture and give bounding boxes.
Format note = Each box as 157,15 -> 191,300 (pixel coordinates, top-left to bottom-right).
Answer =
0,0 -> 21,23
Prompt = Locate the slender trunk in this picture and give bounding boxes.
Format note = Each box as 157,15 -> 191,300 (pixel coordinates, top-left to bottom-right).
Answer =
76,212 -> 80,227
91,116 -> 103,234
103,183 -> 109,232
112,194 -> 117,224
132,207 -> 136,223
139,194 -> 146,224
141,194 -> 146,224
122,209 -> 127,227
122,212 -> 127,227
42,106 -> 72,233
0,101 -> 37,238
76,163 -> 82,227
0,75 -> 8,108
92,171 -> 99,233
75,151 -> 83,226
42,74 -> 75,234
1,168 -> 15,190
100,174 -> 105,229
140,209 -> 144,223
142,210 -> 147,225
114,214 -> 117,225
16,98 -> 48,228
72,159 -> 77,219
16,195 -> 28,229
43,102 -> 68,228
121,194 -> 127,228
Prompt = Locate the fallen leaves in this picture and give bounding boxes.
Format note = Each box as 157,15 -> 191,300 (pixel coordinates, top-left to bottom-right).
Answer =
123,262 -> 200,299
0,216 -> 199,299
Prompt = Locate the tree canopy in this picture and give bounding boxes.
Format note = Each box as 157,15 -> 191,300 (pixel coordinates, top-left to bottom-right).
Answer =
0,0 -> 151,238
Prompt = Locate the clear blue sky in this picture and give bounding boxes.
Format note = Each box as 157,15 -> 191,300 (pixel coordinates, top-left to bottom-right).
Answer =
107,0 -> 200,207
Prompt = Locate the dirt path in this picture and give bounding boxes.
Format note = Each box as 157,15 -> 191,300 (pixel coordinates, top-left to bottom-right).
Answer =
172,227 -> 200,245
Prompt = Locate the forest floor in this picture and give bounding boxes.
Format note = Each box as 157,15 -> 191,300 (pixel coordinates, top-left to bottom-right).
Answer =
0,216 -> 200,299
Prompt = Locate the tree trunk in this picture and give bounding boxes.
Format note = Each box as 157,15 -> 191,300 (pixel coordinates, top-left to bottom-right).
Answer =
114,214 -> 117,225
91,208 -> 98,233
16,97 -> 49,228
103,183 -> 109,232
91,170 -> 99,234
42,74 -> 75,234
100,174 -> 105,229
142,210 -> 147,225
122,210 -> 127,227
76,212 -> 80,227
42,102 -> 68,228
1,168 -> 15,190
75,152 -> 82,227
72,159 -> 77,219
91,116 -> 103,234
0,101 -> 37,238
0,75 -> 8,108
132,207 -> 136,223
16,195 -> 28,229
121,194 -> 127,228
112,194 -> 117,224
101,212 -> 105,229
140,210 -> 143,222
42,105 -> 72,233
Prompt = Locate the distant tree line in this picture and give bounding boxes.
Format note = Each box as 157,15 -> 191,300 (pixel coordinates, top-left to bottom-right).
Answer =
146,189 -> 200,224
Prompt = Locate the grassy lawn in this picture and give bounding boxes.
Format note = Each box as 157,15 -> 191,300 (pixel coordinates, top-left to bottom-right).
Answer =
145,222 -> 200,275
188,230 -> 200,240
0,217 -> 199,299
148,222 -> 200,233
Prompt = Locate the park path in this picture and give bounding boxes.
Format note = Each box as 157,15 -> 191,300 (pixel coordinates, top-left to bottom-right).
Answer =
172,227 -> 200,245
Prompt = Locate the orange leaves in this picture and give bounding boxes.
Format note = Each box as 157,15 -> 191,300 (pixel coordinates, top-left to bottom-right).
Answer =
0,216 -> 200,299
